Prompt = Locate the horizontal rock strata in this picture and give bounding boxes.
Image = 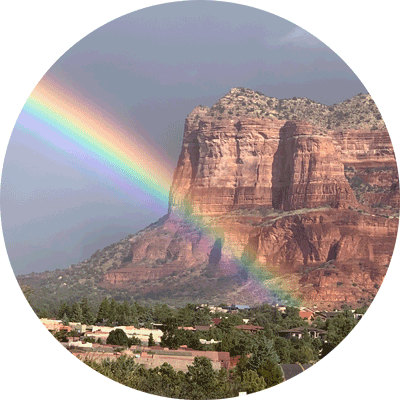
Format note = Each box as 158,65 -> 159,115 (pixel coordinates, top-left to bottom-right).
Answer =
169,115 -> 360,215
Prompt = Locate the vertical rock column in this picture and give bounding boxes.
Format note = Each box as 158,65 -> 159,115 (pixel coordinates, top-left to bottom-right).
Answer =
272,121 -> 358,210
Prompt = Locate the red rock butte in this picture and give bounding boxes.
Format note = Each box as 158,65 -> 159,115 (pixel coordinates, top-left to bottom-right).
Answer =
18,89 -> 400,310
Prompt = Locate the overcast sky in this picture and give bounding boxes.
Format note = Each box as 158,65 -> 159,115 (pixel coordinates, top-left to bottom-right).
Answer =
1,0 -> 368,275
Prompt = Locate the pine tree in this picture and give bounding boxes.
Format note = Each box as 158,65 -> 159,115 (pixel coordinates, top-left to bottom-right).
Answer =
108,298 -> 117,325
239,370 -> 266,394
257,360 -> 283,388
247,335 -> 279,372
148,333 -> 156,347
96,297 -> 110,323
71,302 -> 83,323
61,313 -> 70,326
58,302 -> 71,320
186,357 -> 217,398
80,297 -> 95,325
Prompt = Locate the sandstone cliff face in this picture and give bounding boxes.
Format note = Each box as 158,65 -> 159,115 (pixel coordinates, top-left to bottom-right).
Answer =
19,89 -> 398,310
250,209 -> 397,307
169,114 -> 286,215
102,217 -> 218,286
169,115 -> 358,215
271,121 -> 358,210
331,128 -> 399,212
332,128 -> 396,167
255,210 -> 396,269
102,123 -> 398,308
100,90 -> 398,309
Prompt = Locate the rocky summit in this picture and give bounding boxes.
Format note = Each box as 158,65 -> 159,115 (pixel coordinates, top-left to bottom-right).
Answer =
19,89 -> 399,310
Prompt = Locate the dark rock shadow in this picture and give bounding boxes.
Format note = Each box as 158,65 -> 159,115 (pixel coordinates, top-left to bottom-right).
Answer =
272,121 -> 296,210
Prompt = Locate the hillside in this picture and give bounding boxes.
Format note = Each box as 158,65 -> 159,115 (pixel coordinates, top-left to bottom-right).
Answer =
205,87 -> 386,130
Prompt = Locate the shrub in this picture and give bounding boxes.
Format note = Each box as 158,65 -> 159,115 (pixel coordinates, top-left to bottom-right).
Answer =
106,328 -> 129,346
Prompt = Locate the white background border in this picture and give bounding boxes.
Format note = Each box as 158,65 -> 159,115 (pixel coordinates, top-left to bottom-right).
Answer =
1,1 -> 399,399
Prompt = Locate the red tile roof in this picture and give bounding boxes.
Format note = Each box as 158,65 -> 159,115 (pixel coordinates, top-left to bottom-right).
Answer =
299,311 -> 314,320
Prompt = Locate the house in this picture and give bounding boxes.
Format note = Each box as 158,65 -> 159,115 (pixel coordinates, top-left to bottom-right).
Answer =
194,325 -> 211,332
208,306 -> 229,314
66,336 -> 80,343
235,324 -> 264,333
235,305 -> 250,311
58,325 -> 72,332
274,304 -> 287,313
85,325 -> 96,332
135,348 -> 231,371
126,327 -> 163,343
86,326 -> 163,343
278,327 -> 327,340
72,342 -> 233,371
199,338 -> 221,345
67,340 -> 93,349
41,318 -> 72,332
353,313 -> 363,321
73,324 -> 84,334
41,318 -> 61,331
229,304 -> 250,312
299,310 -> 315,323
315,311 -> 339,321
84,330 -> 108,343
178,326 -> 196,331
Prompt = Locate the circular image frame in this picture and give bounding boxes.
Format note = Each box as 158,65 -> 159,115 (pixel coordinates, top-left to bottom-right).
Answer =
1,1 -> 399,400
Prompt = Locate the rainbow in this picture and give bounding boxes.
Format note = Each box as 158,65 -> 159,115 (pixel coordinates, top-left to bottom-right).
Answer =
19,75 -> 173,212
17,75 -> 301,306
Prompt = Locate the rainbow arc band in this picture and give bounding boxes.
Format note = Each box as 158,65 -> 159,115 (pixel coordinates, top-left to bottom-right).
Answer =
17,77 -> 301,306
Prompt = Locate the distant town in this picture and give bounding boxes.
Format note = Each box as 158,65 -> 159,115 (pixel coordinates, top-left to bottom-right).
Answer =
41,298 -> 363,398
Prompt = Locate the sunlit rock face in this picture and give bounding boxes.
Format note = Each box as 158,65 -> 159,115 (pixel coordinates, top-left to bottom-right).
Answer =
20,89 -> 398,310
169,115 -> 359,215
161,99 -> 397,308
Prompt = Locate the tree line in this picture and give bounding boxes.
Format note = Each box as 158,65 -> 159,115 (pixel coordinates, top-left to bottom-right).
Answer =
85,352 -> 282,399
53,297 -> 359,363
51,297 -> 360,397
